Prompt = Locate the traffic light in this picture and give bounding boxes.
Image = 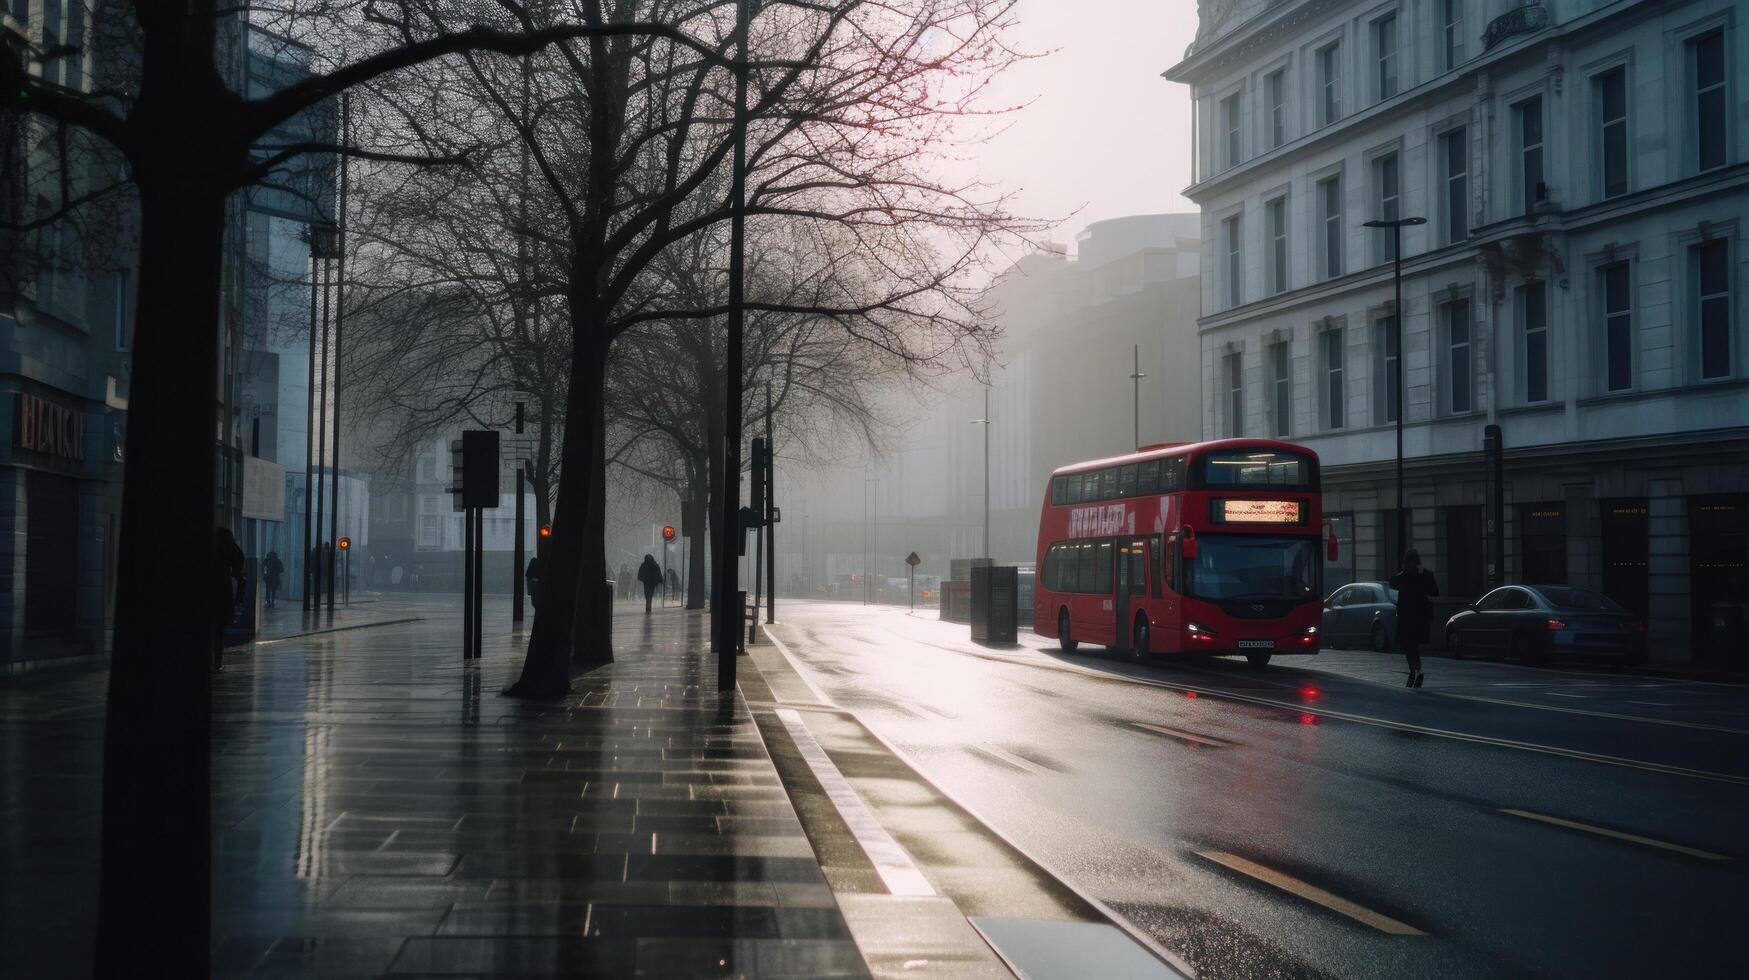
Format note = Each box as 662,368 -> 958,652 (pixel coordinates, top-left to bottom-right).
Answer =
337,536 -> 350,551
662,524 -> 676,542
538,524 -> 552,539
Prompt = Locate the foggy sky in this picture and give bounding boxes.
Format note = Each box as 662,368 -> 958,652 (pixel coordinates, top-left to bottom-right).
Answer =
967,0 -> 1198,248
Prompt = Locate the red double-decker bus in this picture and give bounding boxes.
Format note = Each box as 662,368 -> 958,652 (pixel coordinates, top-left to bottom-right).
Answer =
1033,438 -> 1334,667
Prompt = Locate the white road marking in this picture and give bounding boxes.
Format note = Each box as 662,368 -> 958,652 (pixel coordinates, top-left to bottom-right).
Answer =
1498,809 -> 1732,862
1547,693 -> 1588,699
773,707 -> 935,897
971,743 -> 1047,775
1195,851 -> 1426,935
1133,722 -> 1238,748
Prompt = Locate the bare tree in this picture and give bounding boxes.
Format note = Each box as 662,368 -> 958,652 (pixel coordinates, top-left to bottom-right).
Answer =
1,5 -> 731,972
383,0 -> 1032,698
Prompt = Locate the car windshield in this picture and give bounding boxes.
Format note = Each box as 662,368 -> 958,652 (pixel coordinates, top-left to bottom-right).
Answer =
1536,586 -> 1626,612
1184,534 -> 1320,601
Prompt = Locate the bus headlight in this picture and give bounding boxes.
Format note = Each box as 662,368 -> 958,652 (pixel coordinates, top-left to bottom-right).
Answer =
1187,622 -> 1217,641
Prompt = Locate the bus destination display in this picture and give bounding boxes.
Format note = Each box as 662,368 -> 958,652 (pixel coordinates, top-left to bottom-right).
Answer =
1213,498 -> 1303,524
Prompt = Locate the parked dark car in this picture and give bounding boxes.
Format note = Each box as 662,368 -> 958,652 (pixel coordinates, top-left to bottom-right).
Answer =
1321,582 -> 1399,651
1443,585 -> 1645,663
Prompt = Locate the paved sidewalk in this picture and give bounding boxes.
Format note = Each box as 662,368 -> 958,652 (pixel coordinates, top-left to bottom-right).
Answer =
3,599 -> 865,978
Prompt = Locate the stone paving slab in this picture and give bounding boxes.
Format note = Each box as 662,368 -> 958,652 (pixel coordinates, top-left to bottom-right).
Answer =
0,598 -> 868,978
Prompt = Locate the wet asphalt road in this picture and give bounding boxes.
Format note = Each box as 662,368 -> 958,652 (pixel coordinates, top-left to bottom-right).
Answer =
768,601 -> 1749,980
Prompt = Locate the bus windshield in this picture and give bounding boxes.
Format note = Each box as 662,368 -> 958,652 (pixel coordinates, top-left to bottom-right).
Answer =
1183,534 -> 1321,601
1198,449 -> 1315,488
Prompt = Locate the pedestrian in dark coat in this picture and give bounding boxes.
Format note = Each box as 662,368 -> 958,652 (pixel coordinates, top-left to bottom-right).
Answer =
262,551 -> 284,609
1389,548 -> 1439,688
525,555 -> 542,610
637,554 -> 663,614
213,528 -> 245,672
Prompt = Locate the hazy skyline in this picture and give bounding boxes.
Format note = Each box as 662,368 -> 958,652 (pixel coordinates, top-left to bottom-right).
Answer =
971,1 -> 1199,254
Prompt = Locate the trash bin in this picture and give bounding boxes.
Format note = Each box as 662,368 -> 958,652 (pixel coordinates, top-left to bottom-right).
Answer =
970,565 -> 1017,644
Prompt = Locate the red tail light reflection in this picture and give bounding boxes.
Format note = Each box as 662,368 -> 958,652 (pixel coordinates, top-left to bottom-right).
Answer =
1299,712 -> 1319,726
1185,690 -> 1199,699
1297,683 -> 1321,700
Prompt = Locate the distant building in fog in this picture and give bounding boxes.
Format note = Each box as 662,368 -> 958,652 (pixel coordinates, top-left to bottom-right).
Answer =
1167,0 -> 1749,665
780,213 -> 1204,589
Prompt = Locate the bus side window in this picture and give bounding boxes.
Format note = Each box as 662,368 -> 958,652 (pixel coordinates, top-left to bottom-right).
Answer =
1161,456 -> 1185,491
1164,535 -> 1178,591
1137,459 -> 1160,493
1072,541 -> 1094,593
1051,478 -> 1065,507
1094,540 -> 1115,595
1117,465 -> 1137,498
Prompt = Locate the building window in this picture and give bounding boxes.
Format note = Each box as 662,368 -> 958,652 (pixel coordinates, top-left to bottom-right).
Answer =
1596,67 -> 1628,199
113,271 -> 133,351
1374,13 -> 1398,102
1319,175 -> 1343,280
1221,92 -> 1242,170
1317,41 -> 1342,127
1515,96 -> 1544,215
1695,238 -> 1732,380
1266,68 -> 1286,149
1520,281 -> 1548,402
1266,196 -> 1288,295
1375,315 -> 1399,424
1599,261 -> 1633,392
1440,127 -> 1468,243
1691,30 -> 1727,172
1271,340 -> 1292,437
1224,214 -> 1243,308
1225,352 -> 1244,436
1442,0 -> 1465,72
1443,298 -> 1473,414
1373,152 -> 1399,264
1322,329 -> 1345,429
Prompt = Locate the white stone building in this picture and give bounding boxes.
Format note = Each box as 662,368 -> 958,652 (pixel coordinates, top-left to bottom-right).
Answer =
1166,0 -> 1749,666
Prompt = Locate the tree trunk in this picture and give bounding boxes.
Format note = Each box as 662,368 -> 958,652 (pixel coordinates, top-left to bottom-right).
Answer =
93,173 -> 228,975
509,332 -> 610,696
573,333 -> 611,665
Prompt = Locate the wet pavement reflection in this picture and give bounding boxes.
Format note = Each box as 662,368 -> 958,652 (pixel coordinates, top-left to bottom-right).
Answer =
3,596 -> 863,978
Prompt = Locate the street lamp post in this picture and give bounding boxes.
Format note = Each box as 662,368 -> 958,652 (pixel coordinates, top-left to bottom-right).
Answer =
1129,344 -> 1146,451
1362,215 -> 1426,558
971,384 -> 991,560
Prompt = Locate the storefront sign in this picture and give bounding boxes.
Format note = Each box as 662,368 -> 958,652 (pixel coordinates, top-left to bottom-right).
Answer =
1212,498 -> 1303,524
13,393 -> 84,462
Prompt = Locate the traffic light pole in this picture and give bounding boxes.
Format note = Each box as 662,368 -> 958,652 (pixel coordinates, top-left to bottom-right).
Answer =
462,505 -> 474,661
513,402 -> 525,625
765,387 -> 775,624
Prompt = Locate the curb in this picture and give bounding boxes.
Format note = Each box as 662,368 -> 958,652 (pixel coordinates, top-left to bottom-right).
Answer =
761,625 -> 1200,979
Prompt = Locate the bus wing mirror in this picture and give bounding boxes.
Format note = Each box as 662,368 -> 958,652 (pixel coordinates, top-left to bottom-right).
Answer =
1325,521 -> 1338,562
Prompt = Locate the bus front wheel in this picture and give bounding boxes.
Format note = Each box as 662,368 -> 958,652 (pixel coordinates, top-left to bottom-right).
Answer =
1245,652 -> 1272,668
1058,610 -> 1078,654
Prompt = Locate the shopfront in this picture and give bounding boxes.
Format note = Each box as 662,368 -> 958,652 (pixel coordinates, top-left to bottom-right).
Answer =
1690,494 -> 1748,668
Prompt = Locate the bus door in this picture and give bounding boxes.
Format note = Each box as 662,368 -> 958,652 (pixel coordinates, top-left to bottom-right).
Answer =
1115,538 -> 1147,651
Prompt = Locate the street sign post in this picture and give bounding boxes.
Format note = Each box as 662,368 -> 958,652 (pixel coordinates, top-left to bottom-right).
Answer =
906,551 -> 921,610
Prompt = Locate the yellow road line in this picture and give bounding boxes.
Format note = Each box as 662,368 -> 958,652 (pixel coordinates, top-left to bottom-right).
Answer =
1498,809 -> 1733,862
1133,722 -> 1237,748
1196,851 -> 1426,935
